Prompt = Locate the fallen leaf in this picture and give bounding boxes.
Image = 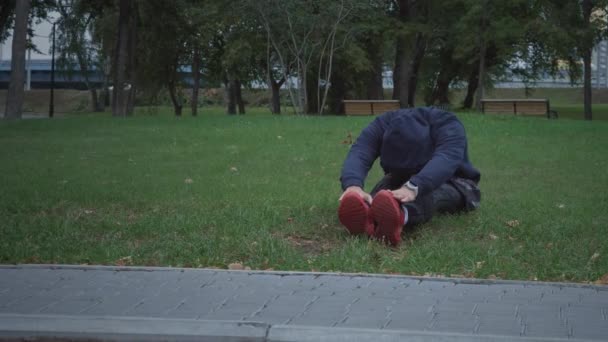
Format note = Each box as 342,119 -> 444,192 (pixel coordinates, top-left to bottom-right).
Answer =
84,209 -> 94,215
341,132 -> 353,145
115,256 -> 132,266
489,234 -> 499,240
594,273 -> 608,285
230,167 -> 238,172
557,203 -> 566,209
506,220 -> 520,228
184,178 -> 193,184
228,263 -> 244,270
476,261 -> 485,269
287,217 -> 294,223
590,252 -> 600,262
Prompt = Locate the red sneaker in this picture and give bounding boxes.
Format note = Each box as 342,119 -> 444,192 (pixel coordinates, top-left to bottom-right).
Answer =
338,192 -> 374,236
371,190 -> 405,246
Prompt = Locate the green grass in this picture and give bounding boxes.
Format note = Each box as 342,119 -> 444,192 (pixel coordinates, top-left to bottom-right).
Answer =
1,107 -> 607,284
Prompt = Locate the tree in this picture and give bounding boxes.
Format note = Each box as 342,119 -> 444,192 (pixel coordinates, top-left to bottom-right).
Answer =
252,0 -> 356,114
112,0 -> 136,117
389,0 -> 430,108
4,0 -> 30,120
55,0 -> 107,112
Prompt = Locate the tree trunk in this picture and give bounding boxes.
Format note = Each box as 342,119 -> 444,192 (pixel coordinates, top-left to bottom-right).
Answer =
306,68 -> 318,114
582,0 -> 593,120
583,49 -> 592,120
392,41 -> 404,100
365,35 -> 384,100
475,40 -> 487,111
474,0 -> 488,111
407,33 -> 426,107
168,80 -> 182,116
269,78 -> 284,114
112,0 -> 132,117
430,47 -> 457,105
392,0 -> 426,108
126,1 -> 137,116
4,0 -> 30,120
89,88 -> 100,112
463,66 -> 479,109
225,76 -> 237,115
301,63 -> 309,114
328,69 -> 347,114
235,79 -> 245,114
396,35 -> 413,108
392,42 -> 403,101
191,48 -> 201,116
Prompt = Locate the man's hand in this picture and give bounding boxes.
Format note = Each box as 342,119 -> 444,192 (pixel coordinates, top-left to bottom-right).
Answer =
390,187 -> 417,203
339,186 -> 372,204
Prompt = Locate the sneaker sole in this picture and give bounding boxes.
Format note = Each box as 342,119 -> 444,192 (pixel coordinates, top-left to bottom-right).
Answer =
371,190 -> 403,246
338,193 -> 373,236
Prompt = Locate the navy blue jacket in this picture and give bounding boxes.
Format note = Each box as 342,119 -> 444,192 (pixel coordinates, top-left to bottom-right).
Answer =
340,108 -> 480,196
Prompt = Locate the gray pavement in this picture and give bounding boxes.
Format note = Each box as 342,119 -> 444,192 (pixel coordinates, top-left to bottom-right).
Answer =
0,264 -> 607,341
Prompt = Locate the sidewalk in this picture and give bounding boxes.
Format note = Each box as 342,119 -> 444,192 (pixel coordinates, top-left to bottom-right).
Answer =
0,264 -> 607,341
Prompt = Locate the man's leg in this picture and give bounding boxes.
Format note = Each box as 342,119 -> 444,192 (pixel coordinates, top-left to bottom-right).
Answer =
370,174 -> 475,228
370,173 -> 433,226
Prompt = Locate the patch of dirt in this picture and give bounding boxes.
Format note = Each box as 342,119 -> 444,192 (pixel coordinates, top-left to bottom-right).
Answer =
283,234 -> 333,256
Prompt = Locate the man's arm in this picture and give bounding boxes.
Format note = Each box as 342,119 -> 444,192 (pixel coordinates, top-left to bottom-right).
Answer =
409,116 -> 467,197
340,115 -> 386,190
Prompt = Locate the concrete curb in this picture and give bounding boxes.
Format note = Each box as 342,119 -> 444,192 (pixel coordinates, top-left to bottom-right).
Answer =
0,314 -> 268,341
2,263 -> 606,291
0,314 -> 599,342
268,325 -> 599,342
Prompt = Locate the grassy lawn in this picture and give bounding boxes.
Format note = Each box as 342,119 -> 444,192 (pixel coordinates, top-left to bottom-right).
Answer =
1,107 -> 607,284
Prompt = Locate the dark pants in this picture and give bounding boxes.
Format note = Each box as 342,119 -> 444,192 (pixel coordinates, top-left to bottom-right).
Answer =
370,174 -> 481,227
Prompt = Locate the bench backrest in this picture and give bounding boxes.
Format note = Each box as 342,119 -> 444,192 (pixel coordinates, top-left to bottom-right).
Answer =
481,99 -> 549,116
343,100 -> 400,116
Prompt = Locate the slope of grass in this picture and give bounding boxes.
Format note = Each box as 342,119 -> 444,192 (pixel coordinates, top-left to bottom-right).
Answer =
1,108 -> 607,283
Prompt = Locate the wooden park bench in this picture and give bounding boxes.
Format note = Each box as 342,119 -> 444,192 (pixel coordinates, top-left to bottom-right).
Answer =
481,99 -> 558,119
343,100 -> 400,116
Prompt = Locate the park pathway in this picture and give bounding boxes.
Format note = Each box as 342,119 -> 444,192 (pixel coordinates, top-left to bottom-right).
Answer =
0,264 -> 607,341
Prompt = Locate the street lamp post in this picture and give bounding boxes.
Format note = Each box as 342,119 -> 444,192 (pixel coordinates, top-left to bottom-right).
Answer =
49,21 -> 56,118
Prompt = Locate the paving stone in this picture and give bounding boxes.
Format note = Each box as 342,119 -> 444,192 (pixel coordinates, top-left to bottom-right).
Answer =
4,295 -> 61,314
81,292 -> 147,316
163,294 -> 233,319
476,315 -> 523,336
39,296 -> 102,315
428,312 -> 477,334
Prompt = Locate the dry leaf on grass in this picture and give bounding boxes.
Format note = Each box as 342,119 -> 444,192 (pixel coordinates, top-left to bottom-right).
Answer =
557,203 -> 566,209
476,261 -> 485,269
489,234 -> 499,240
506,220 -> 520,228
115,256 -> 132,266
230,166 -> 238,172
594,273 -> 608,285
590,252 -> 600,262
184,178 -> 193,184
228,263 -> 244,270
